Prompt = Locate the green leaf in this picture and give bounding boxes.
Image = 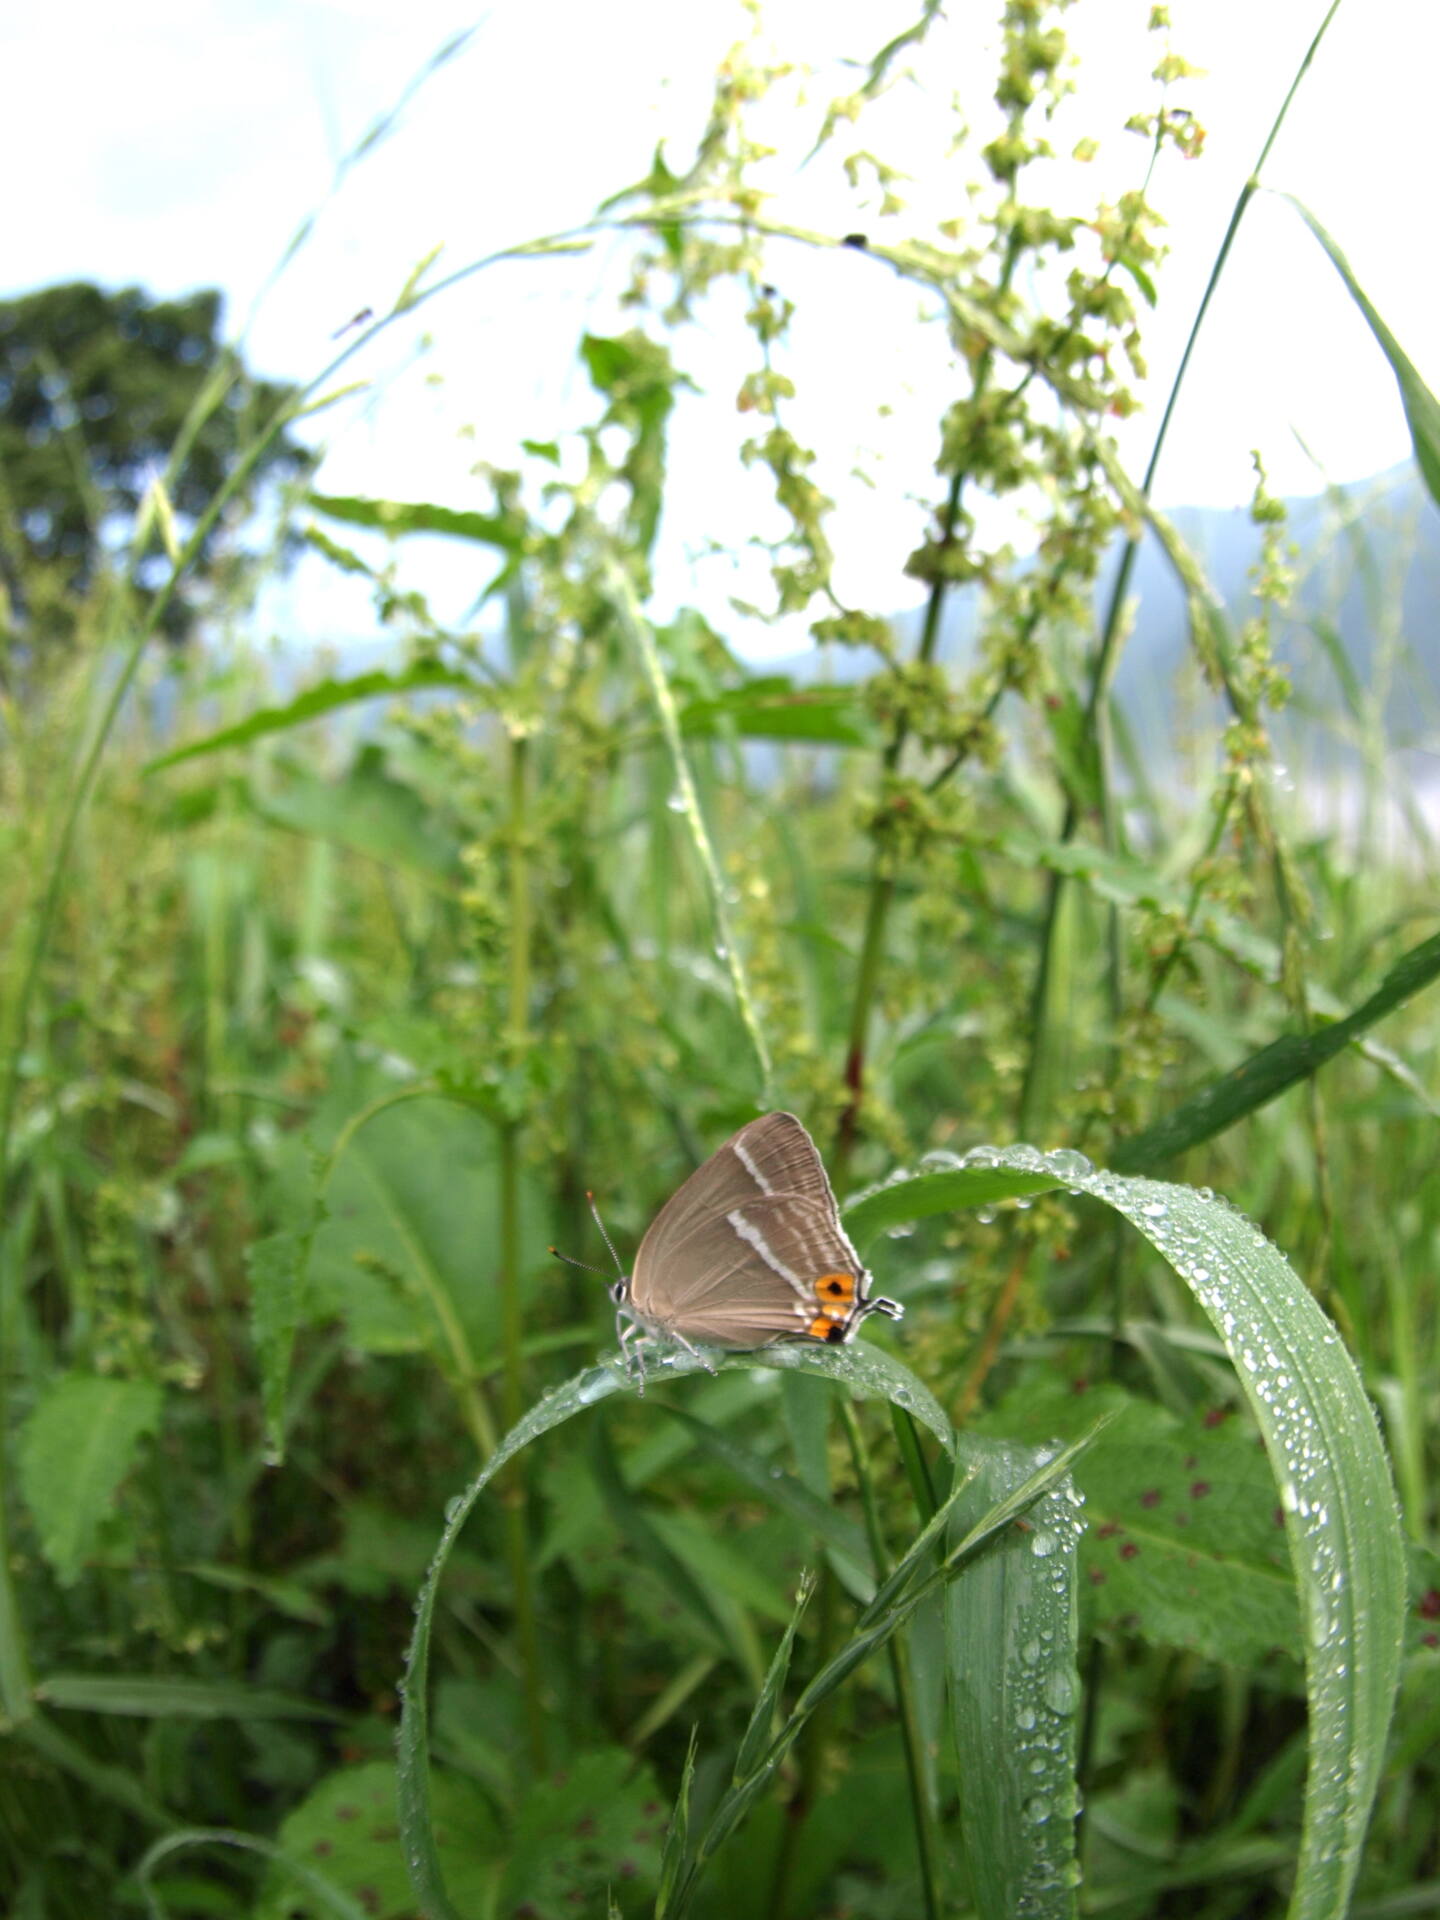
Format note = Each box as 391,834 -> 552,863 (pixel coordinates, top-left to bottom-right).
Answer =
680,681 -> 877,747
178,1562 -> 330,1626
307,492 -> 521,547
946,1435 -> 1084,1920
19,1373 -> 164,1586
588,1418 -> 753,1668
143,662 -> 473,773
1287,197 -> 1440,507
732,1572 -> 815,1785
861,1151 -> 1407,1920
256,1759 -> 500,1920
1111,928 -> 1440,1170
246,1225 -> 314,1461
656,1729 -> 698,1920
35,1674 -> 344,1719
987,1383 -> 1300,1667
498,1748 -> 664,1918
309,1096 -> 529,1360
843,1163 -> 1059,1247
658,1406 -> 874,1600
251,744 -> 461,881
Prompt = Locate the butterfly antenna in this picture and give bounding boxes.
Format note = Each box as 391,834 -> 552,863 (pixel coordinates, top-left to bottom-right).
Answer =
549,1246 -> 614,1279
586,1190 -> 627,1280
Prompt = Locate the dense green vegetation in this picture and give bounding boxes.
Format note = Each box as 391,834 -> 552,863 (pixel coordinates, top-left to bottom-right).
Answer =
1,6 -> 1436,1918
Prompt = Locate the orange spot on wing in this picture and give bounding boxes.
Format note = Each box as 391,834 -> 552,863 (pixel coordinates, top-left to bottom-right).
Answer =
815,1272 -> 856,1301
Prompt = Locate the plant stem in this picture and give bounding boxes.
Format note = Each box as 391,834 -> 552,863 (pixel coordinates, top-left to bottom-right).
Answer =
834,233 -> 1019,1182
1014,0 -> 1345,1142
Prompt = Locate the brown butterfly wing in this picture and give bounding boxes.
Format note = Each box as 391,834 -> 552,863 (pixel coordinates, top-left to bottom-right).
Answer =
630,1112 -> 852,1318
631,1192 -> 865,1345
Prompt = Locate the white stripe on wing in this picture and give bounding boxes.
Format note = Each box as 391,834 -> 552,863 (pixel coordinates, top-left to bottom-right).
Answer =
726,1207 -> 811,1309
731,1140 -> 773,1193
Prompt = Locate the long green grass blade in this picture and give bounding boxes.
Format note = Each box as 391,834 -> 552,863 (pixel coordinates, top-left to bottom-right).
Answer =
946,1436 -> 1085,1920
1111,930 -> 1440,1171
1286,197 -> 1440,506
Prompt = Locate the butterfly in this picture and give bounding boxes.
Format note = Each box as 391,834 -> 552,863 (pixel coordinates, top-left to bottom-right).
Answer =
558,1112 -> 902,1388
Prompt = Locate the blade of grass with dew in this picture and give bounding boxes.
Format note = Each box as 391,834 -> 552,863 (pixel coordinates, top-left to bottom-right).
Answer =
397,1343 -> 946,1919
846,1149 -> 1407,1920
666,1433 -> 1097,1920
946,1434 -> 1086,1920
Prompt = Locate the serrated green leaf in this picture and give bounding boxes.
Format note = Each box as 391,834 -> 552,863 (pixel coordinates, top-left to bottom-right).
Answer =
499,1748 -> 664,1918
986,1383 -> 1300,1667
256,1759 -> 500,1920
246,1224 -> 313,1460
19,1373 -> 164,1586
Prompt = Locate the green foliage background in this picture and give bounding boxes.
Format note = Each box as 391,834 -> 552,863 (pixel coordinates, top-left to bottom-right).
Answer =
0,6 -> 1436,1919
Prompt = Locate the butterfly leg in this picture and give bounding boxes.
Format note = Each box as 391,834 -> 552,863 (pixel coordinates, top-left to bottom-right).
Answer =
616,1310 -> 648,1395
664,1329 -> 718,1375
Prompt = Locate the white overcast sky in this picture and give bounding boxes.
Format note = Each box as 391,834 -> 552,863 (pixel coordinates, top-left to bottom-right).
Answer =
3,0 -> 1436,655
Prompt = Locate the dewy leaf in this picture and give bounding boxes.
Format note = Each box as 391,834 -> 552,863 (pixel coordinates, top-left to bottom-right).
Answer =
1286,196 -> 1440,509
1111,929 -> 1440,1170
946,1435 -> 1085,1920
19,1373 -> 164,1586
844,1164 -> 1058,1246
857,1149 -> 1406,1920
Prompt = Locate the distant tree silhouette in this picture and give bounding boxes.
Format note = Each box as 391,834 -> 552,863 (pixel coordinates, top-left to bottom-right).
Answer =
0,281 -> 313,663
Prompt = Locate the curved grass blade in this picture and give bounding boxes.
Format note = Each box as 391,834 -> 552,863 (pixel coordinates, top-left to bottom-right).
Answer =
397,1342 -> 946,1919
134,1827 -> 371,1920
851,1149 -> 1407,1920
1285,196 -> 1440,506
